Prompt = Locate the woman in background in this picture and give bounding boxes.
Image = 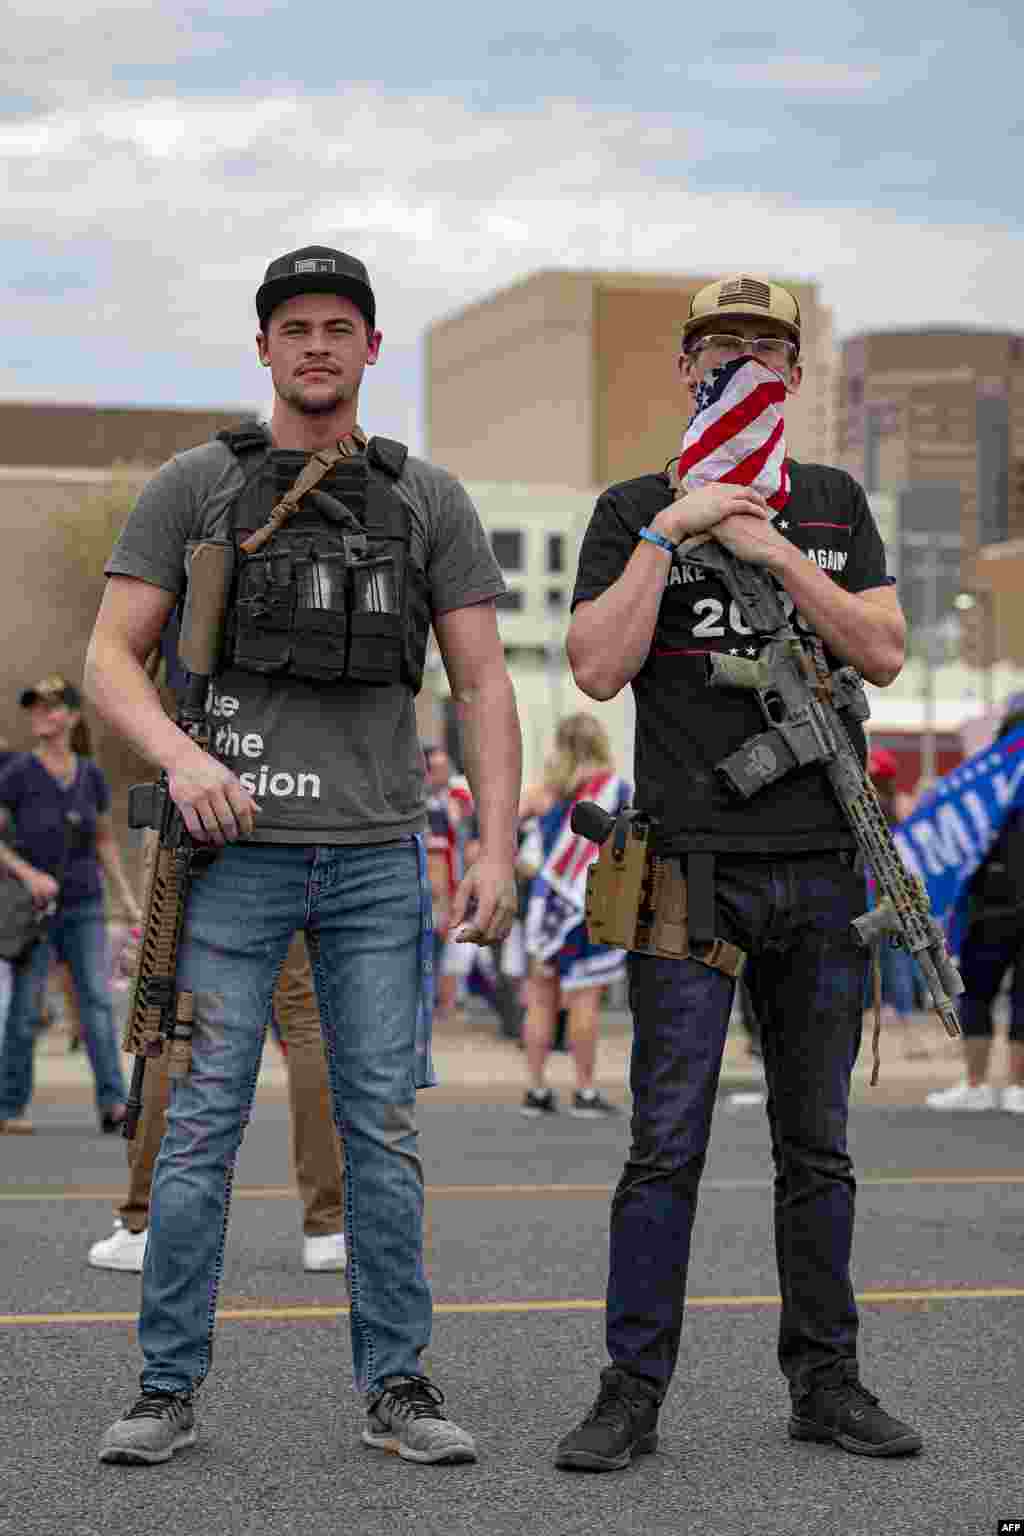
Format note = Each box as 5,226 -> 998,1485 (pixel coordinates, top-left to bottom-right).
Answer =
0,675 -> 139,1134
520,713 -> 631,1119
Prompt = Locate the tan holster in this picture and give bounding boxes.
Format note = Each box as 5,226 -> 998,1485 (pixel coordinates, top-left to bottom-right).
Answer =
583,815 -> 745,977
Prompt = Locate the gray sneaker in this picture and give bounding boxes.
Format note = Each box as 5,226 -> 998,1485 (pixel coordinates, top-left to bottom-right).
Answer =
99,1391 -> 196,1464
362,1377 -> 477,1464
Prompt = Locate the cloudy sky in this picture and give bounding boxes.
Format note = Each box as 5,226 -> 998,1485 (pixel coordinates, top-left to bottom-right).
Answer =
3,0 -> 1022,449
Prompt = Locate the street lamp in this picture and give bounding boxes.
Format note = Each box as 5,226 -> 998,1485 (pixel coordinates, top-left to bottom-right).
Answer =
902,530 -> 961,782
954,589 -> 995,714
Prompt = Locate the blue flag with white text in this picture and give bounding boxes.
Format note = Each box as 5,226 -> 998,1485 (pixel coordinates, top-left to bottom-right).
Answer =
893,727 -> 1024,955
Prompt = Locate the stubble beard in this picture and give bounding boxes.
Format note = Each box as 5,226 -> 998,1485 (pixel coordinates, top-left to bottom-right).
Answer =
278,375 -> 357,417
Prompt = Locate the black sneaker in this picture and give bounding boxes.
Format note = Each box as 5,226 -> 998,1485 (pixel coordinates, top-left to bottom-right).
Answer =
99,1390 -> 196,1464
555,1366 -> 661,1471
521,1087 -> 558,1118
789,1379 -> 922,1457
570,1089 -> 620,1119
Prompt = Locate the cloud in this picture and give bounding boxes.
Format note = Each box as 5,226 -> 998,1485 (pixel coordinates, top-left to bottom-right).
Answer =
689,55 -> 885,92
1,85 -> 1021,441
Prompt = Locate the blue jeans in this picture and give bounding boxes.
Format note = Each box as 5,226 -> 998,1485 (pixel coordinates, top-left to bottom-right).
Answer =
0,898 -> 126,1119
139,838 -> 433,1399
607,851 -> 867,1405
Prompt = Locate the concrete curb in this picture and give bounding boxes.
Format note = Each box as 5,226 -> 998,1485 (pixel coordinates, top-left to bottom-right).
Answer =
31,1008 -> 981,1111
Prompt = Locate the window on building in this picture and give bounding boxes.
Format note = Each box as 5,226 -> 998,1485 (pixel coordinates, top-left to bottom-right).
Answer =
491,530 -> 523,572
546,588 -> 565,610
547,533 -> 564,574
494,589 -> 524,611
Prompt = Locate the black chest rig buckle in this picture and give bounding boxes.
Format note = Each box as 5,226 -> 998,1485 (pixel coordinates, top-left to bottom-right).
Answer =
220,426 -> 425,689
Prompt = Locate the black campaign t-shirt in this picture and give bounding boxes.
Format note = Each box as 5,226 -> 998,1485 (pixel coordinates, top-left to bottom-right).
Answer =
571,460 -> 891,855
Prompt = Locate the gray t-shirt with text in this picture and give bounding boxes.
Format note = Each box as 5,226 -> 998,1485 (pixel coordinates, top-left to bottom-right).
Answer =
105,437 -> 505,844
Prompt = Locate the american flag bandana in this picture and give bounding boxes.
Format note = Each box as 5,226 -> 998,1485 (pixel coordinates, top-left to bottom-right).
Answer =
676,356 -> 791,511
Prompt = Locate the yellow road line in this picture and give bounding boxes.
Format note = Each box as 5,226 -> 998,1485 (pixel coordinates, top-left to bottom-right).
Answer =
3,1286 -> 1024,1327
4,1173 -> 1024,1203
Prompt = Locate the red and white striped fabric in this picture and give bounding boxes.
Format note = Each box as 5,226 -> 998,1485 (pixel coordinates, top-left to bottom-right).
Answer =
676,356 -> 791,511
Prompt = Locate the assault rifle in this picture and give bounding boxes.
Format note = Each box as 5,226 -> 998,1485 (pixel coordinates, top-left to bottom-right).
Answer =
121,540 -> 233,1138
675,533 -> 964,1042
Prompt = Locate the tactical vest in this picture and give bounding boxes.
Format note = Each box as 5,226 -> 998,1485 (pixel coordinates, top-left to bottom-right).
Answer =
217,423 -> 430,693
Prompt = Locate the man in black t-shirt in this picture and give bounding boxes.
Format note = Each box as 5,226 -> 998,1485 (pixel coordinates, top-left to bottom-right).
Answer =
555,276 -> 922,1470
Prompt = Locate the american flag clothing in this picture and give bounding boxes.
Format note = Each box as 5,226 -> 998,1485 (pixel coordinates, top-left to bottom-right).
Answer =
524,772 -> 631,987
676,356 -> 791,511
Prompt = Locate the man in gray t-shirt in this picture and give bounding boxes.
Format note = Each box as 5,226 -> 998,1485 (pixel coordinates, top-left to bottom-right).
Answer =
87,244 -> 523,1470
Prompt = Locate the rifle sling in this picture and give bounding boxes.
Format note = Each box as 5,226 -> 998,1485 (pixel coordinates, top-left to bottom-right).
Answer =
239,426 -> 368,555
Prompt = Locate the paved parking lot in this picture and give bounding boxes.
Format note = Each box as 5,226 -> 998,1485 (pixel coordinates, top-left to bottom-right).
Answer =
2,1024 -> 1023,1536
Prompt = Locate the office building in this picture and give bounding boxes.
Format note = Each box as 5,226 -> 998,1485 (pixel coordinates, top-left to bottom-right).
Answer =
426,269 -> 836,488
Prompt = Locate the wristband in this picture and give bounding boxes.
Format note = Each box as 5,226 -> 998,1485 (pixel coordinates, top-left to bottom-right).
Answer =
637,526 -> 677,556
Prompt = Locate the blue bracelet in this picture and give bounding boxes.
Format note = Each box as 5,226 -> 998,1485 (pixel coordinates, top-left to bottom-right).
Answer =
638,526 -> 676,556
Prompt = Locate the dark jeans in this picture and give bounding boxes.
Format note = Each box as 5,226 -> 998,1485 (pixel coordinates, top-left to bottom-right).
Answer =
957,926 -> 1024,1041
607,851 -> 867,1404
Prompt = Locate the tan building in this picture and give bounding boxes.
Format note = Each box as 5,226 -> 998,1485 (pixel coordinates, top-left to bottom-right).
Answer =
426,269 -> 836,489
837,329 -> 1024,671
837,329 -> 1024,545
0,402 -> 251,855
0,400 -> 250,472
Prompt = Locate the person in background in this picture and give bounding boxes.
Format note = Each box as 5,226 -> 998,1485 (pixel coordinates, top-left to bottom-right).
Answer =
423,743 -> 466,1022
520,713 -> 631,1119
0,676 -> 138,1134
866,748 -> 931,1061
0,738 -> 13,1043
87,927 -> 348,1274
88,621 -> 350,1274
926,702 -> 1024,1113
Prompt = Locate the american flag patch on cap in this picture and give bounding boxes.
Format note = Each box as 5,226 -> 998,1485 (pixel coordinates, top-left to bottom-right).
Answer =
677,357 -> 791,511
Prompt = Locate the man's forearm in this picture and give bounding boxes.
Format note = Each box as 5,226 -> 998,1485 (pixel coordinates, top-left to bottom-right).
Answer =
772,547 -> 905,686
84,635 -> 193,770
568,544 -> 672,699
453,672 -> 521,861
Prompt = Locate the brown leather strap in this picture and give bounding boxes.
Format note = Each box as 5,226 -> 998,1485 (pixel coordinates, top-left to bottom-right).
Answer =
240,426 -> 367,554
870,943 -> 882,1086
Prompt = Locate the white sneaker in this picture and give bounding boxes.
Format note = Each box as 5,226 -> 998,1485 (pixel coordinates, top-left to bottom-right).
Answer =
1000,1084 -> 1024,1114
303,1232 -> 347,1272
925,1080 -> 997,1111
88,1220 -> 148,1271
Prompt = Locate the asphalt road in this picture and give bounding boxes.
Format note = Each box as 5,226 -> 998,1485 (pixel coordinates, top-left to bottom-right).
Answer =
1,1093 -> 1022,1536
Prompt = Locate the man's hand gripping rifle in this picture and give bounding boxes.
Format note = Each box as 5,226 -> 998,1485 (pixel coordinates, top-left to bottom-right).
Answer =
675,532 -> 963,1052
121,541 -> 233,1139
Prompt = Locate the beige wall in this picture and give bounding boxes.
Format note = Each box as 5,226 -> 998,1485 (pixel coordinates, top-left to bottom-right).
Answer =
426,271 -> 596,485
594,285 -> 701,485
0,469 -> 155,878
0,401 -> 247,471
427,268 -> 836,489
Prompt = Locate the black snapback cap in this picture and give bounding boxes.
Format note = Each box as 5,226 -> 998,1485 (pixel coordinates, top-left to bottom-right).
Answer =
256,246 -> 376,331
